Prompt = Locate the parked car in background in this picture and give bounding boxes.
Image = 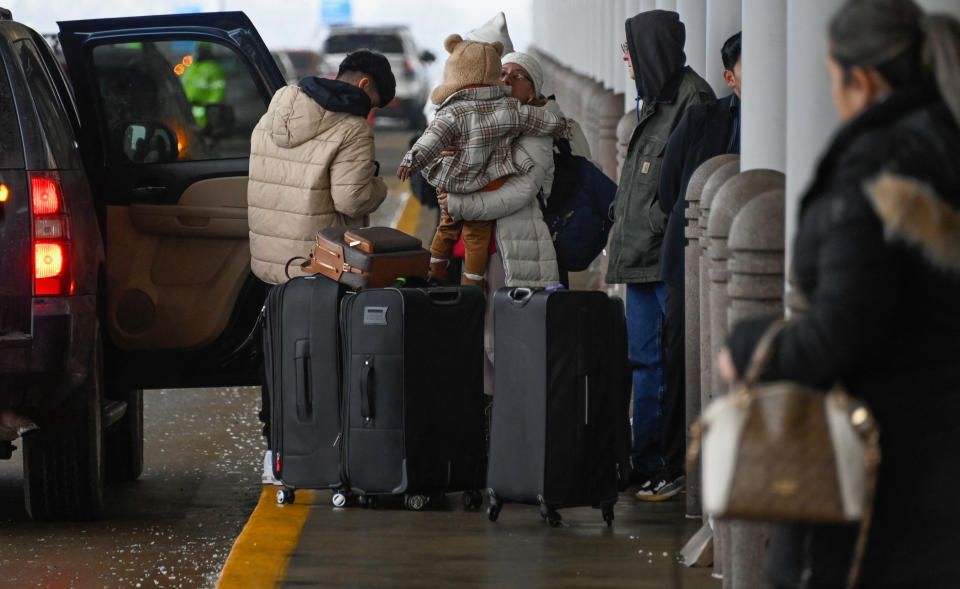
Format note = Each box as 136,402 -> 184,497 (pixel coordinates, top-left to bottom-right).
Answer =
271,48 -> 325,84
320,25 -> 435,128
0,8 -> 284,521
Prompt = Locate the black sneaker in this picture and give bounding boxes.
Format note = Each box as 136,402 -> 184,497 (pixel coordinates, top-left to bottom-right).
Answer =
634,475 -> 685,502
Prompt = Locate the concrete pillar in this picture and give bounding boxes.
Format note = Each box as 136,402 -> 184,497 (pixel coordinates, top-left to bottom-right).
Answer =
582,81 -> 603,156
682,154 -> 738,519
784,0 -> 841,278
623,0 -> 642,113
614,1 -> 627,96
640,0 -> 657,12
707,169 -> 784,589
705,0 -> 741,96
658,0 -> 679,10
695,157 -> 739,580
678,0 -> 708,79
740,0 -> 786,172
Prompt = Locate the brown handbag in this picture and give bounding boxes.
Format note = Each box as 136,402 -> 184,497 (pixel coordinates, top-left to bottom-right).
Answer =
303,226 -> 429,290
689,320 -> 881,587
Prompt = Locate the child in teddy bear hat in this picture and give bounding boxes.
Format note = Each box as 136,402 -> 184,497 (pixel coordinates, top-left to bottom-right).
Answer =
397,34 -> 569,286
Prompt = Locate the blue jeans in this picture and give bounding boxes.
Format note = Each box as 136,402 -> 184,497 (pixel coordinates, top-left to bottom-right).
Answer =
626,282 -> 666,477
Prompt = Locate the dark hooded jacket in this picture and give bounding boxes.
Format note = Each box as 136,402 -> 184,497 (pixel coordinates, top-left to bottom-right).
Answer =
727,87 -> 960,587
606,10 -> 714,284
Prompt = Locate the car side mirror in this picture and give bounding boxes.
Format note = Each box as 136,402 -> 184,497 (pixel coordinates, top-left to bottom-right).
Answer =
419,50 -> 435,64
202,103 -> 236,138
121,123 -> 179,164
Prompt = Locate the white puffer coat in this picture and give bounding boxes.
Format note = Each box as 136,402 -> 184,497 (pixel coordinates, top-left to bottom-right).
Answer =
248,81 -> 387,284
446,133 -> 559,287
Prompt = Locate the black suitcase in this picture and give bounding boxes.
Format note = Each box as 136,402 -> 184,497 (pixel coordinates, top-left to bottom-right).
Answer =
340,286 -> 486,510
263,275 -> 348,505
486,287 -> 631,526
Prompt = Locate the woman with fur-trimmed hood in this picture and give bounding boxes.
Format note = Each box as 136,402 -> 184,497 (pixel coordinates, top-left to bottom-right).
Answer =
719,1 -> 960,587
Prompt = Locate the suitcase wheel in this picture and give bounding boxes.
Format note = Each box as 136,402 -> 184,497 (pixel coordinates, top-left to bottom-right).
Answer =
403,494 -> 429,511
332,491 -> 348,508
462,490 -> 483,511
538,500 -> 563,527
486,489 -> 501,522
601,503 -> 615,527
276,488 -> 296,505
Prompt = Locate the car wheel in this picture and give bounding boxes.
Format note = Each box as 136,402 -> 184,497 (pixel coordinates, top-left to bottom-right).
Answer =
105,387 -> 144,481
22,324 -> 105,521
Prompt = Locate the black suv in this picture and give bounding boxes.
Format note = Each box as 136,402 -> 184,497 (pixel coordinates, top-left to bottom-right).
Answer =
0,9 -> 284,520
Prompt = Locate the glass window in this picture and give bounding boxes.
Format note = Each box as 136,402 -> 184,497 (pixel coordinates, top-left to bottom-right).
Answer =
91,39 -> 266,163
17,39 -> 80,169
324,33 -> 404,54
0,52 -> 24,169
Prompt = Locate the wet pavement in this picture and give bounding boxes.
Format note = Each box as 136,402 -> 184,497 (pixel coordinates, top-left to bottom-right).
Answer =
0,386 -> 264,588
274,490 -> 718,588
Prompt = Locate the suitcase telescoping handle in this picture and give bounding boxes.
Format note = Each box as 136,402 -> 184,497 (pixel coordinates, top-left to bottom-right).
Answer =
360,355 -> 374,422
507,287 -> 535,306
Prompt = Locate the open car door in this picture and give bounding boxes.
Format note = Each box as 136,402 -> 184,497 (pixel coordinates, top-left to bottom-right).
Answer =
58,12 -> 285,388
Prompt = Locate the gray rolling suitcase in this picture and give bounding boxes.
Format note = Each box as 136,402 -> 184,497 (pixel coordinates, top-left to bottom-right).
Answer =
486,287 -> 631,526
263,275 -> 348,506
340,286 -> 486,510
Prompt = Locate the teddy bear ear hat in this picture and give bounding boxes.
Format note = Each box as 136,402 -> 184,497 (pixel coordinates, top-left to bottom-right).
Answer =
430,35 -> 504,105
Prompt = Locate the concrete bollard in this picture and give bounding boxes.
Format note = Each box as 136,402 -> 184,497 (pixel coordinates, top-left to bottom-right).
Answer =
693,157 -> 740,579
707,169 -> 785,589
596,91 -> 626,179
616,111 -> 637,180
721,190 -> 785,589
683,154 -> 740,519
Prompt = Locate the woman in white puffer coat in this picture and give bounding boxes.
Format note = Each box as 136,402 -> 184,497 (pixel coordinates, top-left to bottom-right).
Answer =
440,51 -> 591,395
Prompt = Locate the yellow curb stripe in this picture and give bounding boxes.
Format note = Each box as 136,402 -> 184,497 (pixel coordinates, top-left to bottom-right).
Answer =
395,189 -> 421,236
217,487 -> 317,588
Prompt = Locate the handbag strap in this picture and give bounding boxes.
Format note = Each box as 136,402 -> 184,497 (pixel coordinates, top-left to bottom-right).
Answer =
742,319 -> 787,386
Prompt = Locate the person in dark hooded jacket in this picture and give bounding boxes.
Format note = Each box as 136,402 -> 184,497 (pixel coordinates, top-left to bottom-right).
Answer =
607,9 -> 714,501
718,1 -> 960,586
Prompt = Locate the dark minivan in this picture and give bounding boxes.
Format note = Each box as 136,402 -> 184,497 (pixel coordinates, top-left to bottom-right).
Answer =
0,8 -> 284,520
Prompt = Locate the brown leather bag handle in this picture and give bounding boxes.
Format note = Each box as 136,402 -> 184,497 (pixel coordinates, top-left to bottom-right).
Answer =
742,319 -> 787,387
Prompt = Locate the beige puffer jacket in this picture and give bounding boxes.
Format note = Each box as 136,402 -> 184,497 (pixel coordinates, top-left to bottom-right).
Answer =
248,82 -> 387,284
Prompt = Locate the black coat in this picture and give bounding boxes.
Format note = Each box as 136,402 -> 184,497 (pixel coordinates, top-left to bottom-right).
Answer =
658,93 -> 740,287
727,87 -> 960,588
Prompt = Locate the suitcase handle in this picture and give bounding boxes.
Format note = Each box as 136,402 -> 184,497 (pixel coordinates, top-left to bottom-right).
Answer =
425,287 -> 462,305
507,287 -> 534,305
360,355 -> 374,422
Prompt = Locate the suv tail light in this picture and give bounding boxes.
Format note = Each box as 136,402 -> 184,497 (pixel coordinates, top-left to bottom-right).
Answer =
30,172 -> 72,296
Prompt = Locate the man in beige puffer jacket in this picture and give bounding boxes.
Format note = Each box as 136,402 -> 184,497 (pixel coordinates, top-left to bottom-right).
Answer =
248,50 -> 395,284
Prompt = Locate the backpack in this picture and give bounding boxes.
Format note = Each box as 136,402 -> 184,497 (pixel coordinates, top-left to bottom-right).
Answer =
541,139 -> 617,272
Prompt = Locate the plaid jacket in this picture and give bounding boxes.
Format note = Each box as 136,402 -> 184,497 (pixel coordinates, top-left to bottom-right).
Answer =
401,86 -> 568,194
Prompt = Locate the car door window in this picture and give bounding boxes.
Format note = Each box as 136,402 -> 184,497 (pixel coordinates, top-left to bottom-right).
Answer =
16,39 -> 81,169
91,39 -> 265,164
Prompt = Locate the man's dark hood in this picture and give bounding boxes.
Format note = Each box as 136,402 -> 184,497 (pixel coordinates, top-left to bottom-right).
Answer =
626,10 -> 686,103
297,76 -> 372,117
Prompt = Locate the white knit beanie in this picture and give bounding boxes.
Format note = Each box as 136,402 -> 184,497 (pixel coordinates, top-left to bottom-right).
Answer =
501,52 -> 544,97
466,12 -> 514,54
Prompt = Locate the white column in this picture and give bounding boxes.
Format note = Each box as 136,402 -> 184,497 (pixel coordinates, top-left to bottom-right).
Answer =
614,1 -> 626,94
640,0 -> 657,11
784,0 -> 842,269
741,0 -> 786,172
678,0 -> 708,80
658,0 -> 679,10
917,0 -> 960,16
706,0 -> 741,95
624,0 -> 643,113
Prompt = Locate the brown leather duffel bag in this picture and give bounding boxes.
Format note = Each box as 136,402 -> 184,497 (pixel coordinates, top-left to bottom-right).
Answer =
302,226 -> 430,290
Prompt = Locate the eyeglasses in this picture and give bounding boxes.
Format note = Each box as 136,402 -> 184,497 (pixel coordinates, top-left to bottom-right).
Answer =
620,41 -> 629,54
500,71 -> 531,83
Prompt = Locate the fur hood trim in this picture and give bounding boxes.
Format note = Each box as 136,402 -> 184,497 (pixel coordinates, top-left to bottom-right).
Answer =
865,172 -> 960,272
